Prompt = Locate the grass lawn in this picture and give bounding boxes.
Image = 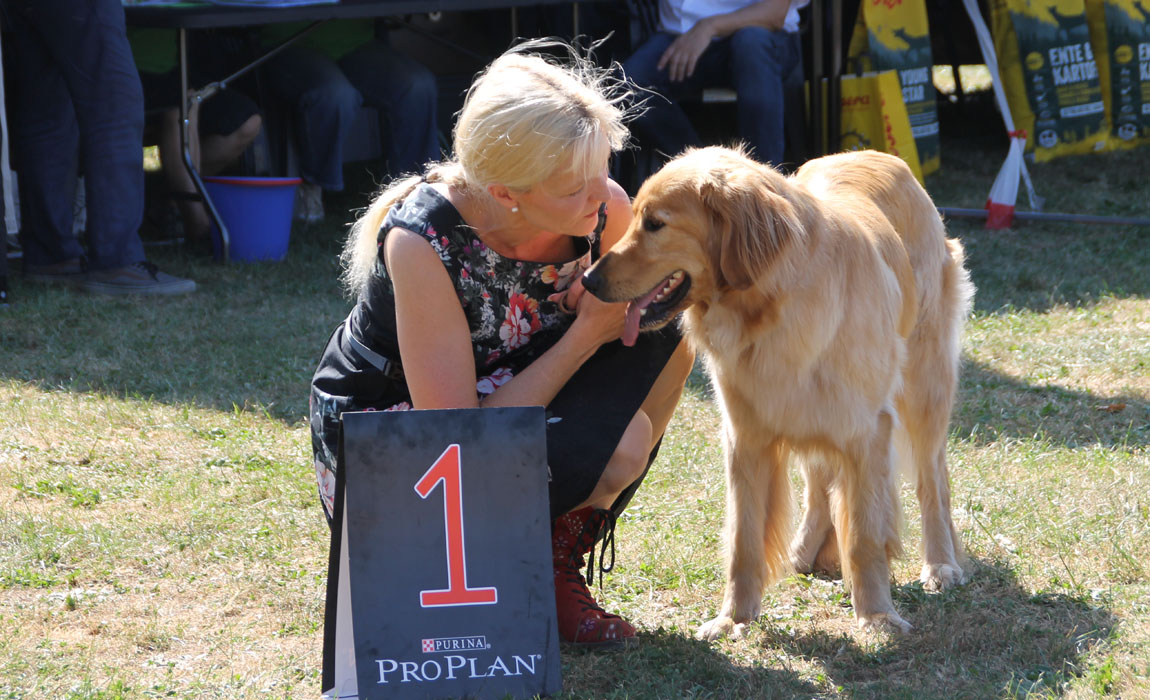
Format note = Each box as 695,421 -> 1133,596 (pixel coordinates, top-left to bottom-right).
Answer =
1,94 -> 1147,699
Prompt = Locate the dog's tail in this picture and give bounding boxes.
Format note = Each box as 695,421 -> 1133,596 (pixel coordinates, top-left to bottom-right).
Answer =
943,237 -> 976,346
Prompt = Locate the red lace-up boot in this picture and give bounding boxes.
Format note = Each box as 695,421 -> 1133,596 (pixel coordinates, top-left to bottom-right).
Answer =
551,506 -> 637,649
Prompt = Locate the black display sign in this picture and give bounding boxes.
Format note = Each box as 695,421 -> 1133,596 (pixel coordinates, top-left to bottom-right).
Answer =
322,408 -> 560,700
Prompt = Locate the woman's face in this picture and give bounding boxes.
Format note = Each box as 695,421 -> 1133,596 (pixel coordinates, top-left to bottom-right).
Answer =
514,157 -> 612,239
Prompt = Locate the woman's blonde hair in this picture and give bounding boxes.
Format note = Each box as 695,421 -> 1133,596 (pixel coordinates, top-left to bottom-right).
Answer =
340,39 -> 633,298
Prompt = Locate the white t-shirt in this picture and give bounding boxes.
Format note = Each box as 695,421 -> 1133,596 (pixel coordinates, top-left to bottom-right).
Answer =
658,0 -> 809,35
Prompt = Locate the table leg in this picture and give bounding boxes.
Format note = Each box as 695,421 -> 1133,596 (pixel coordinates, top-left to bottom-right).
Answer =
810,0 -> 825,155
178,28 -> 230,262
828,0 -> 842,155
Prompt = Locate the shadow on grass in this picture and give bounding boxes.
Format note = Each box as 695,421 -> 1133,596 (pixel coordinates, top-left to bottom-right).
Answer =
556,559 -> 1114,699
0,167 -> 392,423
931,97 -> 1149,316
0,220 -> 352,423
956,222 -> 1150,314
955,359 -> 1148,449
559,626 -> 822,699
775,559 -> 1116,700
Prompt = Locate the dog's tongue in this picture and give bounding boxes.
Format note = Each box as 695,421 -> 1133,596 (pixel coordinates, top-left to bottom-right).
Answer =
623,302 -> 642,347
622,281 -> 667,347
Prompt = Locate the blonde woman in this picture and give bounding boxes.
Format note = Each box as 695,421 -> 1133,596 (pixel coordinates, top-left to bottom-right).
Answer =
310,41 -> 693,648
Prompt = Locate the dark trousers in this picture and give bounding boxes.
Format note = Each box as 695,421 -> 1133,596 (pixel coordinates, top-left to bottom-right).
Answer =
6,0 -> 147,271
623,27 -> 803,167
261,41 -> 440,189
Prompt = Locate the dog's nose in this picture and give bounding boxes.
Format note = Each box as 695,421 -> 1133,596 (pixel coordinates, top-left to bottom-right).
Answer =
581,266 -> 603,296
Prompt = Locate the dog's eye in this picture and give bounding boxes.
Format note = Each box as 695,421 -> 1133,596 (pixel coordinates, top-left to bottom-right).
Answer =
642,216 -> 664,232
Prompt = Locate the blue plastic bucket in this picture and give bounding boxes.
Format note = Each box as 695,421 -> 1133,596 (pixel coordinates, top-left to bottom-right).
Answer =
203,176 -> 301,262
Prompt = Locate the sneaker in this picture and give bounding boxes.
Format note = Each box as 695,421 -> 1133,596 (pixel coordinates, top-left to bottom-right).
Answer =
5,233 -> 20,260
295,182 -> 325,223
25,257 -> 85,284
82,261 -> 196,296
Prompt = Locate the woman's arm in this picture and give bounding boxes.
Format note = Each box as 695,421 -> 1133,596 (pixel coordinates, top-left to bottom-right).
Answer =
386,227 -> 482,409
387,226 -> 627,410
698,0 -> 791,36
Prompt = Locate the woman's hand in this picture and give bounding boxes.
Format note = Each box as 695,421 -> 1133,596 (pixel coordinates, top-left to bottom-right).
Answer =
546,274 -> 589,315
569,276 -> 628,347
548,275 -> 626,347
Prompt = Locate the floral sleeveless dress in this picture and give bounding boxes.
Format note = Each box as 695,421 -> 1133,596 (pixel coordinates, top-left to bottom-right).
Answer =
373,183 -> 601,409
310,183 -> 680,523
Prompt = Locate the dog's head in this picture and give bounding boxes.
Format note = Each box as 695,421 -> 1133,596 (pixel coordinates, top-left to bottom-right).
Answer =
584,146 -> 804,345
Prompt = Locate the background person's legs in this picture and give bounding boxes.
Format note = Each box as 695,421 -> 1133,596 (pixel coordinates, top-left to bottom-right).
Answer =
158,94 -> 262,242
621,32 -> 707,158
617,32 -> 705,193
338,40 -> 440,179
201,115 -> 262,175
728,27 -> 801,167
13,0 -> 148,272
262,46 -> 361,197
8,5 -> 86,272
158,105 -> 205,240
12,0 -> 192,295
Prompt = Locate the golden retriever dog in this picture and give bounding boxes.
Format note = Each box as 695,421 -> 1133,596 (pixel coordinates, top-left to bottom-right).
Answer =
582,147 -> 974,637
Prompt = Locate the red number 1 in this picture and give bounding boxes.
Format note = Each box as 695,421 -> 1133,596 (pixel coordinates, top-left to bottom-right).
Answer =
414,444 -> 498,607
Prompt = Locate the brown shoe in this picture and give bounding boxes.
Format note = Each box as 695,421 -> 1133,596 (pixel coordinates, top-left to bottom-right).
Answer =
82,261 -> 196,296
24,257 -> 85,284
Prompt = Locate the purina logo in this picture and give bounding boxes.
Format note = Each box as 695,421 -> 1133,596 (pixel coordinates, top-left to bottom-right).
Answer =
421,635 -> 490,654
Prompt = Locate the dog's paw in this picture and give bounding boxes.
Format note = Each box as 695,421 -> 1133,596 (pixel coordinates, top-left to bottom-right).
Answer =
857,610 -> 912,635
920,562 -> 966,592
696,616 -> 746,641
789,552 -> 814,575
790,555 -> 842,580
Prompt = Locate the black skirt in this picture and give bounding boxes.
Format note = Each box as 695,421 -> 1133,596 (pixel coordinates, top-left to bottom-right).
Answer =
309,319 -> 683,524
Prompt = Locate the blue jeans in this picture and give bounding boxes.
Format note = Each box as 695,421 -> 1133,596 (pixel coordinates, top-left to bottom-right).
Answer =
623,27 -> 802,166
261,41 -> 440,189
7,0 -> 146,271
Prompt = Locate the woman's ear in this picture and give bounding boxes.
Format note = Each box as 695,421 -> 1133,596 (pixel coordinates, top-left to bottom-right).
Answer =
487,183 -> 518,213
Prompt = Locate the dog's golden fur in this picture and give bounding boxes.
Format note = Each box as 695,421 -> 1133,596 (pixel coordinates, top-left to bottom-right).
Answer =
584,147 -> 974,637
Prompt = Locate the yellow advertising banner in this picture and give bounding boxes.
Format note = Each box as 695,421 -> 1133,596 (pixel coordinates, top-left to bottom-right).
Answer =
847,0 -> 940,175
991,0 -> 1109,161
839,70 -> 925,184
1085,0 -> 1150,150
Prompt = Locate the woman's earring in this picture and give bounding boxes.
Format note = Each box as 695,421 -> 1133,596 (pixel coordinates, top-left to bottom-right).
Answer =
511,206 -> 519,214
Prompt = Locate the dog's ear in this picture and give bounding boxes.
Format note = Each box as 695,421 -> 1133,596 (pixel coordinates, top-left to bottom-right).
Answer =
701,166 -> 803,291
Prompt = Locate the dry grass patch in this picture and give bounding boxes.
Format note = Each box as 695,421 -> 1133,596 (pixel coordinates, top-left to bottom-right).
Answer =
1,382 -> 327,699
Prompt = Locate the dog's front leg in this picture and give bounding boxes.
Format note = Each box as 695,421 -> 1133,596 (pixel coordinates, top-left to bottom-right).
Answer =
698,435 -> 792,641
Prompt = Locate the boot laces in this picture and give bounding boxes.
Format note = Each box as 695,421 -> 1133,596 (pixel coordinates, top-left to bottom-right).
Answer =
557,564 -> 613,618
572,508 -> 617,590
